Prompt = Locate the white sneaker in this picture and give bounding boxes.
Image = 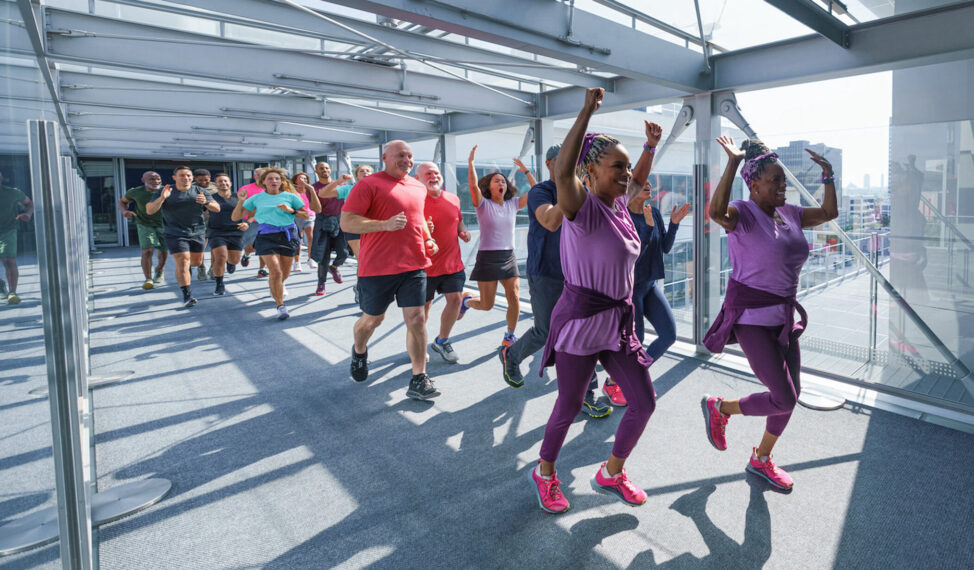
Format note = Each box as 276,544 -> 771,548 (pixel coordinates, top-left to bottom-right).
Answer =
282,285 -> 289,298
292,261 -> 303,273
277,304 -> 289,320
307,259 -> 317,269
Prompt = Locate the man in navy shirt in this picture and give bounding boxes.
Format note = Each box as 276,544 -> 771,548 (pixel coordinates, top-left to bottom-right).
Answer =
498,145 -> 611,418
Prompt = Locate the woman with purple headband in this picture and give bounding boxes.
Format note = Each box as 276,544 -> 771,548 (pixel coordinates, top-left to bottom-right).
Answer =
701,136 -> 837,491
529,87 -> 657,514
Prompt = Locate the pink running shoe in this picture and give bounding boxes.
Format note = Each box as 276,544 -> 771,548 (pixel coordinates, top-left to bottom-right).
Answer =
602,379 -> 627,407
701,394 -> 729,451
590,463 -> 647,507
746,448 -> 794,491
329,266 -> 344,284
531,464 -> 570,514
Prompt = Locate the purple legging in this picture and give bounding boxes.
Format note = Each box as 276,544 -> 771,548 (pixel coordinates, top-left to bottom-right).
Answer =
540,349 -> 656,463
735,324 -> 801,437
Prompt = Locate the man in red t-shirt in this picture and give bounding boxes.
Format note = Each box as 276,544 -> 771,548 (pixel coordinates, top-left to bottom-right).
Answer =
416,162 -> 470,364
341,140 -> 440,400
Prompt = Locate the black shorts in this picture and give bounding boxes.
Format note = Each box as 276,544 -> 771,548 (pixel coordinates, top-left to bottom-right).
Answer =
358,269 -> 427,315
344,232 -> 361,241
208,234 -> 244,251
164,235 -> 205,254
426,270 -> 466,302
254,231 -> 300,257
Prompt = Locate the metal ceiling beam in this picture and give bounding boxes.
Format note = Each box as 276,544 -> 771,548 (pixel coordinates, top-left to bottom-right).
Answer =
56,72 -> 441,134
322,0 -> 708,92
43,8 -> 537,118
148,0 -> 607,88
764,0 -> 851,48
14,0 -> 79,158
713,2 -> 974,91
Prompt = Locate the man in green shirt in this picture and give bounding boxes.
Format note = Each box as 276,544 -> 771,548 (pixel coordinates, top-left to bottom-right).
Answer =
0,169 -> 34,304
118,171 -> 168,290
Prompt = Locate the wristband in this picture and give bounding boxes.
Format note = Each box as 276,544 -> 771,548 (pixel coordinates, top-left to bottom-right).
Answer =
821,172 -> 835,184
643,142 -> 656,154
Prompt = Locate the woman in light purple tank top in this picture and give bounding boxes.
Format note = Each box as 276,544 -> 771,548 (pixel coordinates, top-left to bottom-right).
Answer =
528,88 -> 658,514
701,136 -> 838,491
459,145 -> 533,348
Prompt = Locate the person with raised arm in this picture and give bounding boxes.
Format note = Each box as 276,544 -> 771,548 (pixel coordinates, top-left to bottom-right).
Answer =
530,88 -> 657,514
456,146 -> 532,348
701,136 -> 837,491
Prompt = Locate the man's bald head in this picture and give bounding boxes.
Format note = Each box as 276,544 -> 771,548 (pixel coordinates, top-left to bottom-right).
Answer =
142,171 -> 162,189
382,140 -> 414,179
415,162 -> 442,194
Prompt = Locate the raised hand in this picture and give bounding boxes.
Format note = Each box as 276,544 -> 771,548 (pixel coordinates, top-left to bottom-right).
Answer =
161,184 -> 173,200
644,121 -> 663,149
468,145 -> 478,163
716,136 -> 745,162
671,203 -> 691,224
805,148 -> 833,176
584,87 -> 604,115
384,211 -> 407,232
195,191 -> 208,205
643,204 -> 654,227
513,157 -> 529,173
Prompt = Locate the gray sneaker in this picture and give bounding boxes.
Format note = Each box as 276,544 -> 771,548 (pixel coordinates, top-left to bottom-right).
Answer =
197,265 -> 207,281
406,373 -> 440,400
429,339 -> 459,364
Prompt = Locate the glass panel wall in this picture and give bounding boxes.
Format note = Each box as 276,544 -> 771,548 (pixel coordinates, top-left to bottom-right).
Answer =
727,63 -> 973,411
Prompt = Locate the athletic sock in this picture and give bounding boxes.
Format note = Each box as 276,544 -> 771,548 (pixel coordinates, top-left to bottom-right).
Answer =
435,336 -> 448,345
215,276 -> 224,286
180,285 -> 191,300
535,464 -> 552,481
601,464 -> 616,479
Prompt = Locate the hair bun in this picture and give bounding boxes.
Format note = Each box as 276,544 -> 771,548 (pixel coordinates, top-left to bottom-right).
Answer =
740,139 -> 770,161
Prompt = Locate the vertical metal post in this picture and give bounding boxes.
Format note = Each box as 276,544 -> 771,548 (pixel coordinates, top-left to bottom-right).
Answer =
533,118 -> 555,181
437,133 -> 457,194
869,232 -> 879,360
30,120 -> 94,570
692,93 -> 723,350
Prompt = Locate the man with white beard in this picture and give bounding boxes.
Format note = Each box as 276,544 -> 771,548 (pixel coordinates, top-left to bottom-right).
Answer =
118,170 -> 169,289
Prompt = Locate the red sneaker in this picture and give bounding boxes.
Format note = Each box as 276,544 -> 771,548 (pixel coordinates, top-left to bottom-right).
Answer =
701,394 -> 729,451
531,463 -> 570,514
602,379 -> 627,407
746,448 -> 794,491
590,463 -> 647,507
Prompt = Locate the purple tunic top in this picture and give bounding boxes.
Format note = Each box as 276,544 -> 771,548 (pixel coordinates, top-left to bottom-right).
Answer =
728,200 -> 808,325
554,192 -> 640,355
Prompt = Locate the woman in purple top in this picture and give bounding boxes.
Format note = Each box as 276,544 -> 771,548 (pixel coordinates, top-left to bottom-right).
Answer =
702,136 -> 837,491
529,88 -> 657,514
459,145 -> 533,347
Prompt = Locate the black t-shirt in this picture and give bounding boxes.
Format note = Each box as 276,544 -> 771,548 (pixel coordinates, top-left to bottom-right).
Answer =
207,193 -> 242,236
151,184 -> 213,238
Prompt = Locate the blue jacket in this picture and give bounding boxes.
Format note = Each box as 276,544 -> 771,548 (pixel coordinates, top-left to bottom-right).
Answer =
630,205 -> 679,283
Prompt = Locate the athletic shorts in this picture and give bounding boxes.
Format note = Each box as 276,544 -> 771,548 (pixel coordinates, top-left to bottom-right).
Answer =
254,231 -> 300,257
164,235 -> 205,254
425,269 -> 466,302
294,216 -> 314,232
344,232 -> 361,241
136,224 -> 167,251
0,228 -> 17,258
241,220 -> 259,247
208,234 -> 244,251
358,269 -> 427,315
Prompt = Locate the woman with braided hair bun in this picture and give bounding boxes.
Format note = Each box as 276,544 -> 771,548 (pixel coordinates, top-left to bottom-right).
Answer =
701,136 -> 838,491
528,88 -> 658,514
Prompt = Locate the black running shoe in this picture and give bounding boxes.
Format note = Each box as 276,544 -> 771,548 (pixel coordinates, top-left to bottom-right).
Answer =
240,255 -> 250,267
226,262 -> 236,274
350,348 -> 369,382
183,296 -> 198,308
406,373 -> 440,400
214,284 -> 226,296
257,269 -> 269,278
498,345 -> 524,388
581,391 -> 612,418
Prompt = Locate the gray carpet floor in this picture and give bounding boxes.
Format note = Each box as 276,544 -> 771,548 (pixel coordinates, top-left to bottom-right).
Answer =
2,248 -> 973,569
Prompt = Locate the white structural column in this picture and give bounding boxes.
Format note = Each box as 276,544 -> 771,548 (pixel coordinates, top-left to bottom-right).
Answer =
437,133 -> 458,194
691,92 -> 725,349
533,118 -> 554,182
